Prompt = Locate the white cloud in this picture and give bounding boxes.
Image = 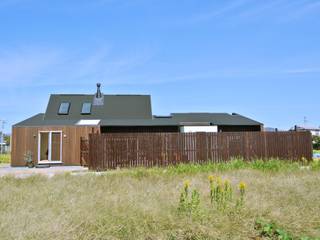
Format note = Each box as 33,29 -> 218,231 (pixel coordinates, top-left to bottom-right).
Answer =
181,0 -> 320,25
0,47 -> 62,86
0,45 -> 154,87
284,68 -> 320,74
0,44 -> 319,90
281,0 -> 320,21
187,0 -> 251,24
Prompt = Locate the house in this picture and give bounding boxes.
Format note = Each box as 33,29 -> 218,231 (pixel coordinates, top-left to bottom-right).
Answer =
0,132 -> 6,153
290,125 -> 320,136
11,84 -> 263,166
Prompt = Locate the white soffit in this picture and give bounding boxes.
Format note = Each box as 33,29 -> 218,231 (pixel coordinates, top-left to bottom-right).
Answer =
180,126 -> 218,133
76,119 -> 101,126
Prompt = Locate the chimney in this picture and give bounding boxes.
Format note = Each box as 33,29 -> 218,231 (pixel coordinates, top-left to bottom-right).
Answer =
93,83 -> 104,106
96,83 -> 102,98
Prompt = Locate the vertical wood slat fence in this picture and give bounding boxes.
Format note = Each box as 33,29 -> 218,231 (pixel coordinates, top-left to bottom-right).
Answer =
80,137 -> 89,166
81,131 -> 313,170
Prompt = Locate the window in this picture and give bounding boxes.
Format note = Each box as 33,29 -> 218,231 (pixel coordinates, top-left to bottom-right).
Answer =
58,102 -> 70,115
81,102 -> 92,115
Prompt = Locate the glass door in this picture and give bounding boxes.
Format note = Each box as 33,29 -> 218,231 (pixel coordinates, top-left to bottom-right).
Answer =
51,132 -> 61,161
39,132 -> 49,161
38,131 -> 62,163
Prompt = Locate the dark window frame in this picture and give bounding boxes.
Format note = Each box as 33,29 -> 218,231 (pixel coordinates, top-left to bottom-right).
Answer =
58,102 -> 71,115
81,102 -> 92,115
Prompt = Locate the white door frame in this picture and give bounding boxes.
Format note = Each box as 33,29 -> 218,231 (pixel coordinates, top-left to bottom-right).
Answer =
38,131 -> 63,164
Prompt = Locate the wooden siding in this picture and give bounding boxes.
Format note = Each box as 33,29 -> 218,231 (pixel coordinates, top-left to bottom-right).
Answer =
85,131 -> 313,170
11,126 -> 100,166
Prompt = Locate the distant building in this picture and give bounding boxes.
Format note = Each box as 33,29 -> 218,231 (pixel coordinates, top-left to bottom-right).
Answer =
264,127 -> 279,132
290,125 -> 320,136
0,132 -> 8,153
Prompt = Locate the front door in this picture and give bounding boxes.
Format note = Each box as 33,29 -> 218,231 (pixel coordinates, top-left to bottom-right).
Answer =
38,131 -> 62,164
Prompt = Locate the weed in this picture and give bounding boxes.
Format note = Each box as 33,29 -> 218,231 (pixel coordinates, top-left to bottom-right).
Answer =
311,159 -> 320,171
209,175 -> 228,210
255,219 -> 293,239
208,175 -> 245,211
255,219 -> 320,240
178,180 -> 201,216
237,181 -> 246,207
0,153 -> 10,164
224,179 -> 232,201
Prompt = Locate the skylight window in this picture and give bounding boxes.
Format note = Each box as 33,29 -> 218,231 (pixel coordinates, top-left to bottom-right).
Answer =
81,102 -> 92,115
58,102 -> 70,115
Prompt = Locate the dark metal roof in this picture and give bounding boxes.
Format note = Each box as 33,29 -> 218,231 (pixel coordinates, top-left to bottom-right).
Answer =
14,114 -> 78,126
44,94 -> 152,120
14,112 -> 262,127
14,93 -> 262,127
170,113 -> 262,126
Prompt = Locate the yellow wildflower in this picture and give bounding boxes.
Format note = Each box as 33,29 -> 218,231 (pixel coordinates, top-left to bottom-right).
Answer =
239,181 -> 246,191
183,180 -> 190,189
208,175 -> 215,183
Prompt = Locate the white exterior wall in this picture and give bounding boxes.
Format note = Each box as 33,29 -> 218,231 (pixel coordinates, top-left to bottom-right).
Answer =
180,126 -> 218,133
311,130 -> 320,136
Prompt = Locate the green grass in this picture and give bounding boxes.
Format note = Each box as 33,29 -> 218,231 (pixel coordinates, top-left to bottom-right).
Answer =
124,159 -> 315,178
0,160 -> 320,240
0,153 -> 10,164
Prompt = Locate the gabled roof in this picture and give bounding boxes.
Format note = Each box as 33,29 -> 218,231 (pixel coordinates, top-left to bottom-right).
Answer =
44,94 -> 152,120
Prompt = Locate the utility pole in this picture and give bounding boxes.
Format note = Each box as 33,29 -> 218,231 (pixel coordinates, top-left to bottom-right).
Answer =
303,116 -> 307,126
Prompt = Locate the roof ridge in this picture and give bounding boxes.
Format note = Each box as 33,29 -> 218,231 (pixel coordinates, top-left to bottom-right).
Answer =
50,94 -> 150,96
171,112 -> 229,115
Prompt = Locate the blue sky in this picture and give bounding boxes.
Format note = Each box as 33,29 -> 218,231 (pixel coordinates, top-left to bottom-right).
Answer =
0,0 -> 320,133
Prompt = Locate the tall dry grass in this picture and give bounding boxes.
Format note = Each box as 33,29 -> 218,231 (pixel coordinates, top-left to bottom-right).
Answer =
0,168 -> 319,239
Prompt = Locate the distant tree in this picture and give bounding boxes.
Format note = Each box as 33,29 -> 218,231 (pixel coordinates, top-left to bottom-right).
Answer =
313,136 -> 320,150
4,135 -> 10,146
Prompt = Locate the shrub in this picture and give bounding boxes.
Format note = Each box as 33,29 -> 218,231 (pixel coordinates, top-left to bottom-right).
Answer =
24,151 -> 34,168
313,136 -> 320,150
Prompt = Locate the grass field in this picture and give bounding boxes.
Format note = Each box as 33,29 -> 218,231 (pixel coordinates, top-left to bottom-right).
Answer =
0,160 -> 320,240
0,154 -> 10,164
